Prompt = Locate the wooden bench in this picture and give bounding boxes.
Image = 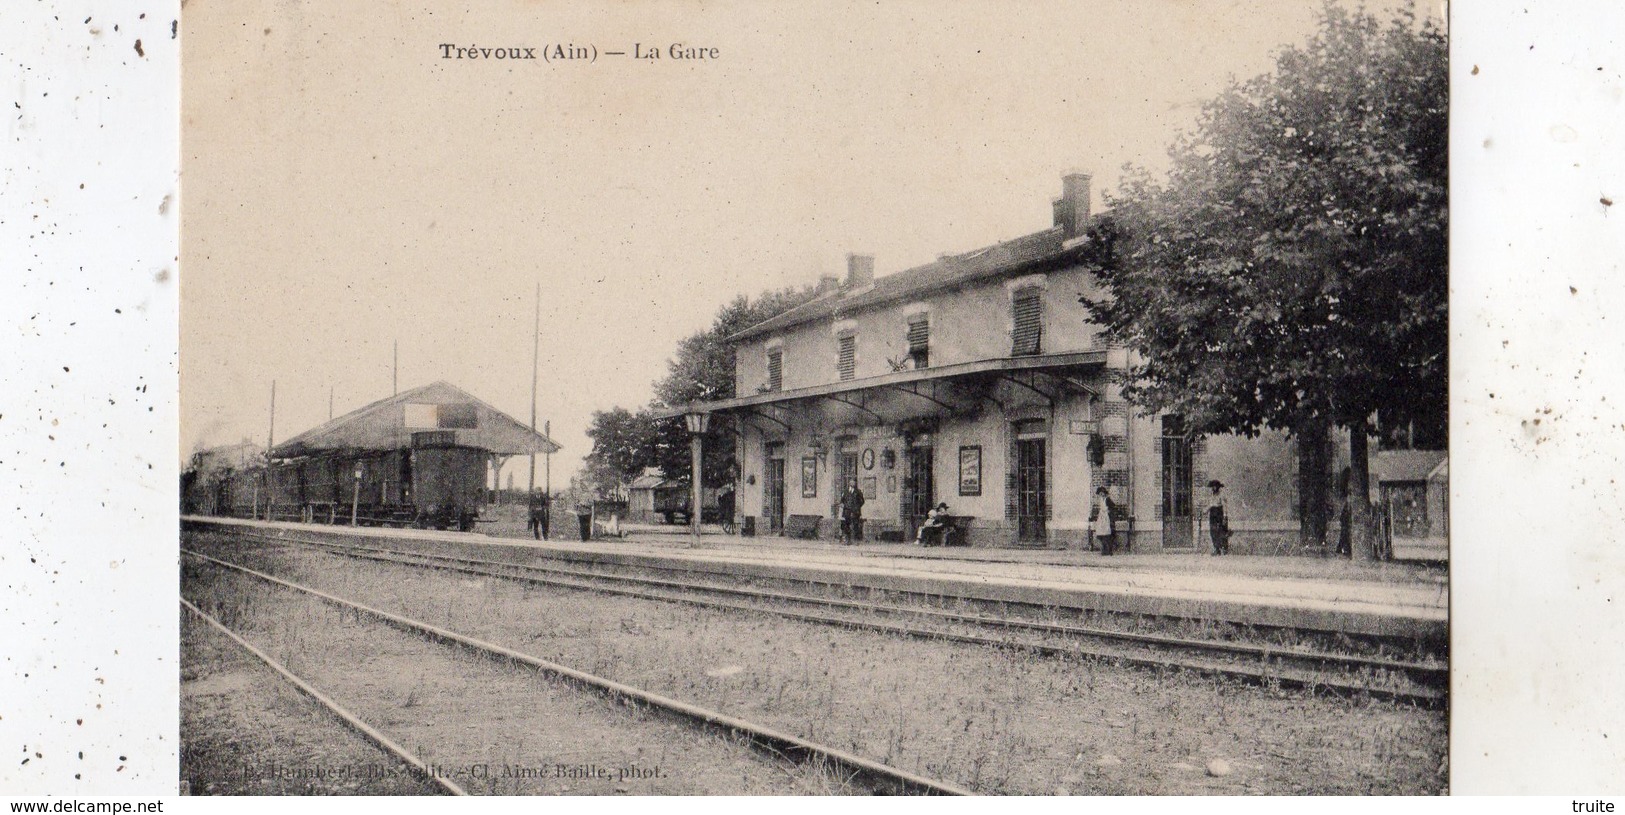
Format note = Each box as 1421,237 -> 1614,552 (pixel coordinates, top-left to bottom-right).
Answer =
919,515 -> 975,547
785,514 -> 823,540
867,520 -> 905,543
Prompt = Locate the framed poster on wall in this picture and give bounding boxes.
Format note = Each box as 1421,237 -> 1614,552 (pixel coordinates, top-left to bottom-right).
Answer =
801,456 -> 818,498
958,445 -> 982,496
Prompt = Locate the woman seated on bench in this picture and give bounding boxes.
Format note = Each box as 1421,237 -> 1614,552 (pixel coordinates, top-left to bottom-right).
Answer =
916,503 -> 952,546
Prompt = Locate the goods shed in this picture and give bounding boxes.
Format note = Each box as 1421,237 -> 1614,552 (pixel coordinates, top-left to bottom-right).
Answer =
254,381 -> 560,529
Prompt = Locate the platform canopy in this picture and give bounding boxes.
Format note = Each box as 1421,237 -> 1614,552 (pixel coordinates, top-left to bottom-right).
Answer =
651,350 -> 1105,432
272,380 -> 561,459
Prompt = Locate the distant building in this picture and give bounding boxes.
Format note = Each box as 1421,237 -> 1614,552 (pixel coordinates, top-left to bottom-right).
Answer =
626,468 -> 674,524
661,173 -> 1340,551
1371,450 -> 1449,561
627,468 -> 720,525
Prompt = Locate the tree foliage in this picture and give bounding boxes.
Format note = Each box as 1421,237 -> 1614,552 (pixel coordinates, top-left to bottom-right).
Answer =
580,406 -> 657,499
583,282 -> 827,494
1080,3 -> 1445,553
1084,3 -> 1445,439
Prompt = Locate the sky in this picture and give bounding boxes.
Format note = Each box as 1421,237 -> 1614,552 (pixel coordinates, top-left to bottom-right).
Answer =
181,0 -> 1429,487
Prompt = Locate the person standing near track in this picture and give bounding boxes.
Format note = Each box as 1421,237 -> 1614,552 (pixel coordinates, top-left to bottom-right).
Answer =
575,501 -> 593,542
838,479 -> 865,545
1090,487 -> 1117,555
1206,479 -> 1231,555
528,493 -> 550,540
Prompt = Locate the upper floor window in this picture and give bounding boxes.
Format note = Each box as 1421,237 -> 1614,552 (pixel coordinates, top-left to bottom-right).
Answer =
837,333 -> 857,381
767,348 -> 783,391
1012,287 -> 1043,356
907,315 -> 930,369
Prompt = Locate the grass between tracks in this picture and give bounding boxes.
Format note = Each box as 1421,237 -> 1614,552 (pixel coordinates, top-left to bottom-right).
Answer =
185,532 -> 1448,795
182,557 -> 873,795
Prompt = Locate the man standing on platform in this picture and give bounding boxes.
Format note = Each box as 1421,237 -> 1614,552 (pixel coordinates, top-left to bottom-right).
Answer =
532,493 -> 550,540
1206,480 -> 1231,555
839,479 -> 865,545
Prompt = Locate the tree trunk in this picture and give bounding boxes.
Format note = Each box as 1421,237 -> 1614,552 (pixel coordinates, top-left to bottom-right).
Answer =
1348,416 -> 1375,561
1297,417 -> 1331,548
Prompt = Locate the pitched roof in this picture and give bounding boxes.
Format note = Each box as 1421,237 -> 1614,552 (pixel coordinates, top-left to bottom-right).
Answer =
1371,450 -> 1448,484
730,226 -> 1085,342
628,473 -> 675,490
272,381 -> 561,458
1427,458 -> 1448,482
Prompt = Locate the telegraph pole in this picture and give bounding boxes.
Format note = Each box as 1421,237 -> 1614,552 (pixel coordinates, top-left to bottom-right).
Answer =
528,281 -> 540,510
544,419 -> 552,539
265,380 -> 276,521
393,340 -> 398,396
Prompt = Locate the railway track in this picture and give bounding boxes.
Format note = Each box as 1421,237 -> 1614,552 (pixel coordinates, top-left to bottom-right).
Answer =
218,529 -> 1446,707
180,547 -> 973,796
182,598 -> 469,795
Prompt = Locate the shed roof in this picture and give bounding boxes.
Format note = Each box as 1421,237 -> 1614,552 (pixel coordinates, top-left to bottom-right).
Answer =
272,381 -> 561,458
730,226 -> 1087,342
628,474 -> 676,490
628,468 -> 674,490
1371,450 -> 1448,484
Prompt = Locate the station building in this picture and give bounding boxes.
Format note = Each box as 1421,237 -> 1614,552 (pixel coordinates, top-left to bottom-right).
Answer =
664,174 -> 1322,552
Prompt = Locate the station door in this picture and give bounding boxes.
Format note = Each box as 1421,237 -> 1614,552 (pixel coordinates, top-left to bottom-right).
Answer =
765,447 -> 786,533
1016,436 -> 1048,542
903,445 -> 934,539
837,448 -> 859,497
1160,416 -> 1195,549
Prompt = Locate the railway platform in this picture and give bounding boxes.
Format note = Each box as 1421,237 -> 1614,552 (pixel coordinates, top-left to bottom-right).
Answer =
184,516 -> 1448,641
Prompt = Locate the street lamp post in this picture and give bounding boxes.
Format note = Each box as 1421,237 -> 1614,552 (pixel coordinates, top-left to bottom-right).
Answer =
684,412 -> 710,547
351,464 -> 363,526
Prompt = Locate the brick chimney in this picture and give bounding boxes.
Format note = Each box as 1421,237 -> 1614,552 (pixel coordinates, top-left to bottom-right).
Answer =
1052,172 -> 1092,238
845,253 -> 875,289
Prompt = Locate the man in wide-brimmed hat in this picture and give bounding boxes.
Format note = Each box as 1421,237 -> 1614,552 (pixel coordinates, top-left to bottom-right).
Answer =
1205,479 -> 1230,555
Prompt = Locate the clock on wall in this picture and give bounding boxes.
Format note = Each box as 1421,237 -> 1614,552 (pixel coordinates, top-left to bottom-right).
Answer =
862,448 -> 876,470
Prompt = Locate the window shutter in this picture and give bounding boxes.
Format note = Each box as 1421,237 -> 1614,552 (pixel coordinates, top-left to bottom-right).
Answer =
907,316 -> 930,368
837,335 -> 856,381
767,349 -> 782,391
1012,289 -> 1042,356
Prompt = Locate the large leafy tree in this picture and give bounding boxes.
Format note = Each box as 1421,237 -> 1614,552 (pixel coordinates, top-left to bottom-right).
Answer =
583,282 -> 827,494
649,284 -> 827,486
1082,4 -> 1446,557
580,406 -> 658,499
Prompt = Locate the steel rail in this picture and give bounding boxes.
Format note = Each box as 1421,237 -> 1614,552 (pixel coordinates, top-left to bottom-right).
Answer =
261,532 -> 1444,683
180,598 -> 468,796
408,544 -> 1441,678
224,534 -> 1444,706
181,548 -> 973,796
